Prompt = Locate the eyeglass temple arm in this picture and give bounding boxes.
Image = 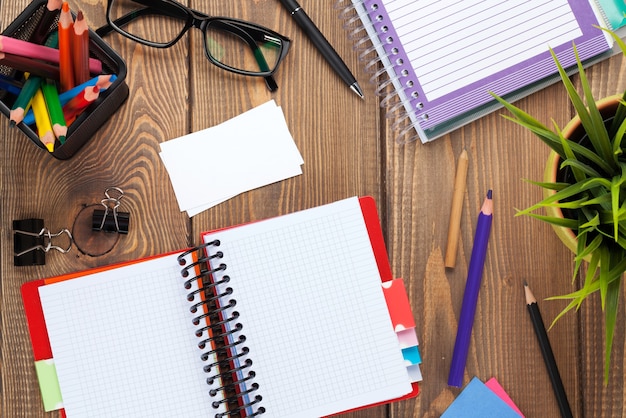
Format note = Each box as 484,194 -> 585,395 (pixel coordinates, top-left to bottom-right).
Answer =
96,6 -> 165,37
210,20 -> 279,91
96,0 -> 189,37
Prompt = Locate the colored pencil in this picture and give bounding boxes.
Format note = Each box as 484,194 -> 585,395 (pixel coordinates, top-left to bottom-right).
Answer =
58,1 -> 75,91
41,79 -> 67,143
72,11 -> 90,85
31,88 -> 55,152
0,35 -> 102,74
444,149 -> 469,268
10,74 -> 42,127
0,73 -> 23,95
524,282 -> 573,418
448,190 -> 493,387
29,0 -> 63,45
23,74 -> 117,125
0,52 -> 60,80
9,35 -> 59,127
62,85 -> 100,123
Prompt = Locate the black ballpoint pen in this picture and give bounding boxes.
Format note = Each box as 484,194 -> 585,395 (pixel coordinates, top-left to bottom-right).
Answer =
278,0 -> 364,98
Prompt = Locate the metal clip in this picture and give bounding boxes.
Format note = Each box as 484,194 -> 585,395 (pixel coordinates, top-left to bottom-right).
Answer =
92,187 -> 129,234
13,218 -> 73,266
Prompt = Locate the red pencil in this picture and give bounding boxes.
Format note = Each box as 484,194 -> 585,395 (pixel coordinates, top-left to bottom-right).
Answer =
62,85 -> 99,124
58,1 -> 75,91
72,11 -> 90,85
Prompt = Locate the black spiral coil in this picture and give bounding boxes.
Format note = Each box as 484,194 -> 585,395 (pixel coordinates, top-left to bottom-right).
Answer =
177,240 -> 264,417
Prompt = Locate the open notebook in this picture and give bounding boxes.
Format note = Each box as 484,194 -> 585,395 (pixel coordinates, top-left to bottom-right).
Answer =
337,0 -> 626,143
21,197 -> 420,417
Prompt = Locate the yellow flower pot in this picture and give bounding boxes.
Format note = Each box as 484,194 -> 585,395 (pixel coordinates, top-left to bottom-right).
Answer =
542,94 -> 622,255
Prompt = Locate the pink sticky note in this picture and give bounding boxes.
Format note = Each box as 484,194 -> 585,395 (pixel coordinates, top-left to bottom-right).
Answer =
485,378 -> 524,417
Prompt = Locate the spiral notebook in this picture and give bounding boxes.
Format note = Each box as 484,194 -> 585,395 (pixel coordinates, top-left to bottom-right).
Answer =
21,197 -> 420,417
338,0 -> 623,144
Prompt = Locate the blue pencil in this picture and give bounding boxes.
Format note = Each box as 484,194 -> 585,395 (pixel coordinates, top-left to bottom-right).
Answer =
448,189 -> 493,387
0,73 -> 23,95
22,74 -> 117,125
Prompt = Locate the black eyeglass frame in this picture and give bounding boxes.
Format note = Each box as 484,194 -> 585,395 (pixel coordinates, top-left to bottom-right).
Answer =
96,0 -> 291,91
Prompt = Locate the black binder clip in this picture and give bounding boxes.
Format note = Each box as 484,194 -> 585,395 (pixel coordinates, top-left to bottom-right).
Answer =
92,187 -> 129,234
13,219 -> 73,266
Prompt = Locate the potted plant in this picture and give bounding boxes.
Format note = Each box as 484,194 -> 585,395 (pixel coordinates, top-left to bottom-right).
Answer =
492,30 -> 626,383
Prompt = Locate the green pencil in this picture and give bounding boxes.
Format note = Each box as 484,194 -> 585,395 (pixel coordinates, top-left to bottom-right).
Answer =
8,32 -> 59,127
41,79 -> 67,143
10,74 -> 42,126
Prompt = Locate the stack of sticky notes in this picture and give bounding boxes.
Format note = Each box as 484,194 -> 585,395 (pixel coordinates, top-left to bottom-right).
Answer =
442,377 -> 524,417
160,100 -> 303,216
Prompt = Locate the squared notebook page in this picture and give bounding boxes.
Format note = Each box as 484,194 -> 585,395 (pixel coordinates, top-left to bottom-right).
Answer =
202,197 -> 412,417
38,253 -> 226,417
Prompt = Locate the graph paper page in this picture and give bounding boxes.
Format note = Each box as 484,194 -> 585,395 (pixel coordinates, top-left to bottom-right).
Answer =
202,197 -> 412,417
38,253 -> 226,417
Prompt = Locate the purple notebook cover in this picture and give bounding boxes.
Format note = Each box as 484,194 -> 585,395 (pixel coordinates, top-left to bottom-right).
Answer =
363,0 -> 610,136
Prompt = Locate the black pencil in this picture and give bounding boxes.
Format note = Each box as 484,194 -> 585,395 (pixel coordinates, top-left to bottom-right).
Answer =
524,282 -> 573,418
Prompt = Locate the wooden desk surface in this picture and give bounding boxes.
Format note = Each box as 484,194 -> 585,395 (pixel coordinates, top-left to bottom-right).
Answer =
2,1 -> 625,417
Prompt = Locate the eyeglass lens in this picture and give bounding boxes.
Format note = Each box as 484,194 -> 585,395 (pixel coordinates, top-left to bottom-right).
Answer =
108,0 -> 285,74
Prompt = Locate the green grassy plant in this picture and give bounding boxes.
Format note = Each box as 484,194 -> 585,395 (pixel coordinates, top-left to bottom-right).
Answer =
492,30 -> 626,383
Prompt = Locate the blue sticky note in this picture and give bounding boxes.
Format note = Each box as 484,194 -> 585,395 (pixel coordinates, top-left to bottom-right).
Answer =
442,377 -> 522,418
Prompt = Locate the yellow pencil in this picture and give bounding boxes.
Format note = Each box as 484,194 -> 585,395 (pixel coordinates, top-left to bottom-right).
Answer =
31,88 -> 55,152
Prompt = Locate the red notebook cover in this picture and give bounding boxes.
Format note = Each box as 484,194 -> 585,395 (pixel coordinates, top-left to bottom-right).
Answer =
22,196 -> 419,416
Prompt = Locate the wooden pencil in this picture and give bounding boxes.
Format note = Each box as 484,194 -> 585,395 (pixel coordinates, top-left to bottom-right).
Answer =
31,88 -> 55,152
41,79 -> 67,143
448,190 -> 493,387
0,35 -> 102,73
62,85 -> 100,124
524,282 -> 573,418
0,52 -> 60,80
10,74 -> 42,127
72,11 -> 90,85
444,149 -> 469,268
58,1 -> 75,91
29,0 -> 63,45
22,74 -> 117,126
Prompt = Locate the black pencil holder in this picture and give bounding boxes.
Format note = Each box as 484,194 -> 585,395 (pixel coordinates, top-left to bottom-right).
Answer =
0,0 -> 129,159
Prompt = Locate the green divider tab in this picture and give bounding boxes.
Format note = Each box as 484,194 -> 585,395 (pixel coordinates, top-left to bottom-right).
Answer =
34,359 -> 63,411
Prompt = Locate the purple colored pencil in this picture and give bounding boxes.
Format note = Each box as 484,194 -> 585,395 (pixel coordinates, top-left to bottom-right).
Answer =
448,189 -> 493,387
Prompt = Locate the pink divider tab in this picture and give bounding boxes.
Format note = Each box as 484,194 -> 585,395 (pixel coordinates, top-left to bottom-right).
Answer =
397,328 -> 419,348
381,278 -> 416,331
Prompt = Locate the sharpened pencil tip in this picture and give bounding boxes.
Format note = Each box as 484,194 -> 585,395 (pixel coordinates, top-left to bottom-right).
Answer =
9,120 -> 16,128
524,282 -> 537,304
487,189 -> 492,199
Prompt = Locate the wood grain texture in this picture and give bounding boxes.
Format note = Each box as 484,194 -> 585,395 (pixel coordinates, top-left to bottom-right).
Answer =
2,1 -> 626,417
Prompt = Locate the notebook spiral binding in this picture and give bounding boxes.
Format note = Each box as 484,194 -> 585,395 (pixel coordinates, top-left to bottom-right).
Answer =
334,0 -> 423,144
178,241 -> 265,417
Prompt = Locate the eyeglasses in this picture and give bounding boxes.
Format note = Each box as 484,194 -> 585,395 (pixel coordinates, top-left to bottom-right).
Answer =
95,0 -> 291,92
